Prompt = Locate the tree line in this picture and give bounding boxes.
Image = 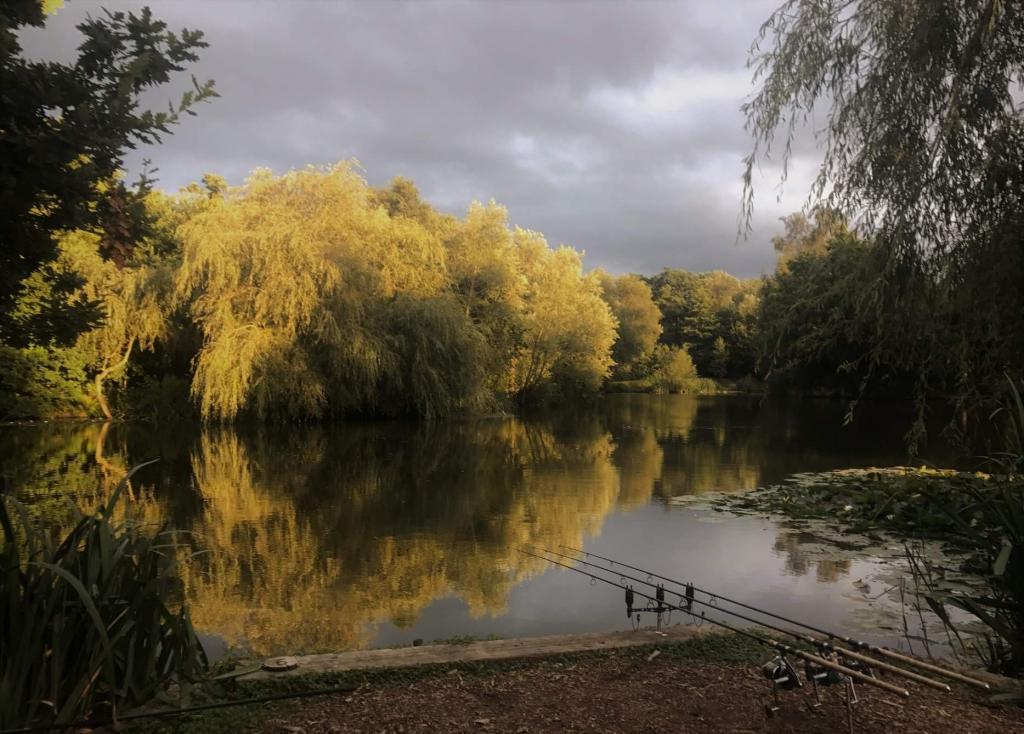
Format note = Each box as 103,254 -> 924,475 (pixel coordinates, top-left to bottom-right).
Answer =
0,161 -> 782,422
3,156 -> 998,426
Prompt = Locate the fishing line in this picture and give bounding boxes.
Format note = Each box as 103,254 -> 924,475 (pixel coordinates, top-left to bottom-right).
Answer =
518,547 -> 909,698
535,547 -> 950,692
559,545 -> 989,689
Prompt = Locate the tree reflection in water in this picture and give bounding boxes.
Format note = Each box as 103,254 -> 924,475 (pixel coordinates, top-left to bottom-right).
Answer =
1,395 -> 931,656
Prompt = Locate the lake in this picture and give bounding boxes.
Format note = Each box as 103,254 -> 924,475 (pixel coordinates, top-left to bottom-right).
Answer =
2,395 -> 963,661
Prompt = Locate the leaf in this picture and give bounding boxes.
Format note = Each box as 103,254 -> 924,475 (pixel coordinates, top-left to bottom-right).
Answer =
993,542 -> 1013,577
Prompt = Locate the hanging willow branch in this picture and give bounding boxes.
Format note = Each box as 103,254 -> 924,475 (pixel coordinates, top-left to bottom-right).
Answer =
743,0 -> 1024,441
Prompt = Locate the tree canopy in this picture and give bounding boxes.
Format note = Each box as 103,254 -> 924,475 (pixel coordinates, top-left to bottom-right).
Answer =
0,3 -> 215,344
173,163 -> 617,420
744,0 -> 1024,428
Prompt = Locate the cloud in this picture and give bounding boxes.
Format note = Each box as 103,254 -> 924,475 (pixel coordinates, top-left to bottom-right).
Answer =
19,0 -> 817,278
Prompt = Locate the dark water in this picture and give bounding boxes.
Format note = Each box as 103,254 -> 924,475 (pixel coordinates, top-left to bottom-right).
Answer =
2,395 -> 960,660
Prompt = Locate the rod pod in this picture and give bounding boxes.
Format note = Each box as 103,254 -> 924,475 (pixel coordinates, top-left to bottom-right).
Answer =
560,545 -> 990,690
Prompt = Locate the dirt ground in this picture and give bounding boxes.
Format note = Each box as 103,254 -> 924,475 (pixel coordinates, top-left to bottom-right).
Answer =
254,655 -> 1024,733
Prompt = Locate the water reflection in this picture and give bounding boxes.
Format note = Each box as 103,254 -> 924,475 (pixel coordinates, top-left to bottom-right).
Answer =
773,531 -> 854,583
1,396 -> 949,656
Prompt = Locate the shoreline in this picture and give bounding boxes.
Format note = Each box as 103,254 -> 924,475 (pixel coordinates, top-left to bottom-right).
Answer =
155,630 -> 1021,734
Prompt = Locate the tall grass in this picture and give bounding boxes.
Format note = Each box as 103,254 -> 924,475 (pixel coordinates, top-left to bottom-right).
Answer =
914,376 -> 1024,678
0,463 -> 207,728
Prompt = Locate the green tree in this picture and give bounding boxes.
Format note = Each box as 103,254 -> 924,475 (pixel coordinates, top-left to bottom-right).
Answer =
757,233 -> 885,394
647,269 -> 717,363
0,3 -> 215,344
650,345 -> 699,393
647,268 -> 760,378
744,0 -> 1024,432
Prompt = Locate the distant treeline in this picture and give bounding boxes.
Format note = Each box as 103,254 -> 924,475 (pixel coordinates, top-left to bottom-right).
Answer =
0,164 -> 889,422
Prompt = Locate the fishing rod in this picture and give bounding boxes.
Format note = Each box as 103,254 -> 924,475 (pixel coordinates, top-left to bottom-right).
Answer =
518,547 -> 911,698
561,545 -> 990,690
535,547 -> 951,692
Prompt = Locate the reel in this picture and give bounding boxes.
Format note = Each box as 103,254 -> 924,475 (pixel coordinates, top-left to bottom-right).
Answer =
762,654 -> 801,716
805,659 -> 845,687
762,656 -> 802,691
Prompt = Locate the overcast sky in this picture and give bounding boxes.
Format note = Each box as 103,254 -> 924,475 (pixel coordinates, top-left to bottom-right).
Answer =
22,0 -> 822,277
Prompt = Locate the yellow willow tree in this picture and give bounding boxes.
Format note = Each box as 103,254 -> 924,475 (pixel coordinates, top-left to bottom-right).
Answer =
58,231 -> 172,420
444,201 -> 526,393
507,229 -> 617,397
176,163 -> 477,420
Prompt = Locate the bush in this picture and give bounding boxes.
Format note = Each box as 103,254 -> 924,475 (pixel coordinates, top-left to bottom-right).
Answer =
652,345 -> 699,393
0,464 -> 207,728
0,345 -> 94,420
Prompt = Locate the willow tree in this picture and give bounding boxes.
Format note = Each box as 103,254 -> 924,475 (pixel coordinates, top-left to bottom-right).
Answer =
744,0 -> 1024,434
57,232 -> 171,420
445,202 -> 526,392
177,164 -> 465,420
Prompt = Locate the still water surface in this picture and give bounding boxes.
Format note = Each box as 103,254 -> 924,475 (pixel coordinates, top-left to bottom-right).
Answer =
2,395 -> 958,660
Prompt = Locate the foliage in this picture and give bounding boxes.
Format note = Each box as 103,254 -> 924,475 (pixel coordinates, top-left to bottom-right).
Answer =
744,0 -> 1024,439
508,231 -> 617,398
0,225 -> 179,421
756,232 -> 885,394
646,345 -> 708,394
771,207 -> 848,267
991,376 -> 1024,474
717,466 -> 1017,547
647,269 -> 759,378
930,479 -> 1024,678
0,4 -> 215,345
178,164 -> 403,420
0,466 -> 207,728
0,344 -> 94,420
174,164 -> 615,420
382,295 -> 488,417
595,271 -> 662,376
927,375 -> 1024,676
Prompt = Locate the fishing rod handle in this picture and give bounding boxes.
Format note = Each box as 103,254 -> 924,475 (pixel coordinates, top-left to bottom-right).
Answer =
831,647 -> 950,692
792,649 -> 909,698
870,647 -> 991,689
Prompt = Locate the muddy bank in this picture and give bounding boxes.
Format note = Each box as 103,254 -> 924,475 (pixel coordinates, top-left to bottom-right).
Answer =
253,657 -> 1021,733
161,632 -> 1021,734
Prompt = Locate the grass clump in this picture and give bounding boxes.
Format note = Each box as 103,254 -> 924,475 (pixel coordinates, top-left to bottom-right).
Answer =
0,463 -> 207,729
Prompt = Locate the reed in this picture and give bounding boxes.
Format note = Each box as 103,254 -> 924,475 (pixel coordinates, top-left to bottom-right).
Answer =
914,376 -> 1024,679
0,462 -> 207,728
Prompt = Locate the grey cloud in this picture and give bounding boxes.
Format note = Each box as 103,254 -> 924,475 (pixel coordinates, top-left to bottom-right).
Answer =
21,0 -> 813,278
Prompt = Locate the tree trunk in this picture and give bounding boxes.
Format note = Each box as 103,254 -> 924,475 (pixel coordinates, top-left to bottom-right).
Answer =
94,419 -> 134,499
94,337 -> 135,421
